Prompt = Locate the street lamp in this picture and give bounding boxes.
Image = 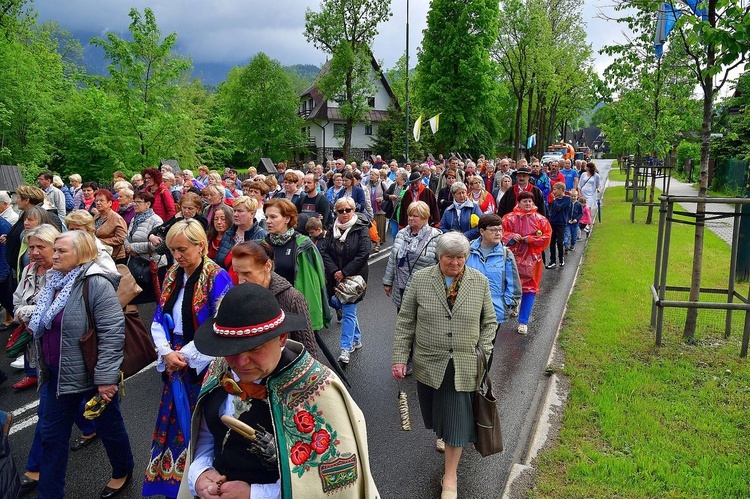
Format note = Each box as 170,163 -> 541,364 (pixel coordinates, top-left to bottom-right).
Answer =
405,0 -> 410,163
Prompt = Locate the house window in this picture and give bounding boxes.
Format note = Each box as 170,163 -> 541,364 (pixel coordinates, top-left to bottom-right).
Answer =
367,97 -> 375,107
334,123 -> 347,137
365,124 -> 373,136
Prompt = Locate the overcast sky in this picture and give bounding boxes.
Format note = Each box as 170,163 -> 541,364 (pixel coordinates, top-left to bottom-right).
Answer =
31,0 -> 625,75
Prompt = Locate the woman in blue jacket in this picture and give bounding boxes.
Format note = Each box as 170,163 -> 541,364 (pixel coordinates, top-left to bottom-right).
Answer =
439,182 -> 483,240
335,171 -> 367,217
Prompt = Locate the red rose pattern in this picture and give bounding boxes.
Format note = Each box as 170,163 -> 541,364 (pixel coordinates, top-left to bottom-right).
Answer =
310,429 -> 330,454
290,441 -> 312,465
294,410 -> 315,433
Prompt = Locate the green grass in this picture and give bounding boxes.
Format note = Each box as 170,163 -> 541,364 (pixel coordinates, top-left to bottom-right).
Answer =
531,186 -> 750,499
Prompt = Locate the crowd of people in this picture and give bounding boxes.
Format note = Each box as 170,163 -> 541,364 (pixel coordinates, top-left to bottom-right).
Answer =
0,154 -> 600,498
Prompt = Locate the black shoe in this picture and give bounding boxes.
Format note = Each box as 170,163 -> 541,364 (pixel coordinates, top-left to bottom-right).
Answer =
20,474 -> 38,494
545,262 -> 556,269
99,471 -> 133,499
70,434 -> 98,451
335,308 -> 342,322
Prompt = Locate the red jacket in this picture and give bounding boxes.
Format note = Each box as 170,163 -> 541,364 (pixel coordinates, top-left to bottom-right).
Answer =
501,205 -> 551,293
151,184 -> 176,221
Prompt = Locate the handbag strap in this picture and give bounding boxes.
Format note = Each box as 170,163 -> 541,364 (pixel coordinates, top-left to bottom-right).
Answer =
82,277 -> 94,329
476,345 -> 491,390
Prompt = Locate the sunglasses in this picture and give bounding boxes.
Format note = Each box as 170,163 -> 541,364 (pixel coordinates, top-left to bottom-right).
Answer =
336,208 -> 353,214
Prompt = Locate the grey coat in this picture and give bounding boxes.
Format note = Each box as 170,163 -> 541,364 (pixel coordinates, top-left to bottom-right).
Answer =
126,212 -> 166,267
382,226 -> 441,308
36,262 -> 125,395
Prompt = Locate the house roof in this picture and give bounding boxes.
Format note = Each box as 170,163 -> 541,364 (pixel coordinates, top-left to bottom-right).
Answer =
300,50 -> 399,123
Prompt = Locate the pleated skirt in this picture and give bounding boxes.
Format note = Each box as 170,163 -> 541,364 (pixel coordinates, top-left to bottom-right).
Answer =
416,359 -> 476,447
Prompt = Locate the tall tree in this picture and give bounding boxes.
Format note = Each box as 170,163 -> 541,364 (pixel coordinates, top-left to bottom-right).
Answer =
304,0 -> 392,159
91,7 -> 194,170
218,52 -> 304,164
415,0 -> 501,155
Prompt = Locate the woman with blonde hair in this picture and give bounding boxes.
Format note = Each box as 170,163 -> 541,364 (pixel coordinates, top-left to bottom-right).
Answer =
214,196 -> 266,275
64,210 -> 118,274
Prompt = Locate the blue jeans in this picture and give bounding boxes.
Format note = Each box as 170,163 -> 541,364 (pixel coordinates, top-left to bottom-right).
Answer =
38,369 -> 133,499
340,302 -> 362,351
564,224 -> 578,248
519,292 -> 537,325
26,387 -> 96,473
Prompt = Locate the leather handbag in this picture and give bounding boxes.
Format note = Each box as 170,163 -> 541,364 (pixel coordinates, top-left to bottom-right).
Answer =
473,346 -> 503,457
126,254 -> 152,291
81,277 -> 158,380
115,264 -> 143,308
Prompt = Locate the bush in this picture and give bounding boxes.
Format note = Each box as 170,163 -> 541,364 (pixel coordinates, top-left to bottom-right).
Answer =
675,141 -> 701,180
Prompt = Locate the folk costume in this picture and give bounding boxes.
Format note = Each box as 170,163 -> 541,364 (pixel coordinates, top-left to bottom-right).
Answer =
178,284 -> 380,499
143,257 -> 233,498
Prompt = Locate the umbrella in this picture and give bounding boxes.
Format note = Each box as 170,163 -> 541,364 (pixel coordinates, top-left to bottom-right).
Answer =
597,197 -> 602,222
162,313 -> 192,442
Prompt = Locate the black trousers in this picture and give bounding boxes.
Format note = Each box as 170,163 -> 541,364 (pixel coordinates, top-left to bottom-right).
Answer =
549,224 -> 566,264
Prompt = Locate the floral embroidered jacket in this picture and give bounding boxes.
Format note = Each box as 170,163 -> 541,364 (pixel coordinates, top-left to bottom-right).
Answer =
178,341 -> 379,499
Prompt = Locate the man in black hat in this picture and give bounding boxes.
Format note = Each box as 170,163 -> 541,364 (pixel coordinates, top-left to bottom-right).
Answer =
182,284 -> 379,499
496,165 -> 546,218
397,171 -> 440,229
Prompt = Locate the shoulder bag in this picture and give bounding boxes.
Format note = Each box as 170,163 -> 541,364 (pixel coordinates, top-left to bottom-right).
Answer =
382,183 -> 396,219
81,277 -> 158,380
473,345 -> 503,457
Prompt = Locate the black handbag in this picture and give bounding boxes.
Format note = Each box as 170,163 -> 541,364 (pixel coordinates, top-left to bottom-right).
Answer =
127,255 -> 152,290
0,434 -> 20,499
382,183 -> 396,219
473,346 -> 503,457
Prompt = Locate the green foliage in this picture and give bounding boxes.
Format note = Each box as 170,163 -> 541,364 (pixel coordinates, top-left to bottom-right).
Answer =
304,0 -> 392,158
713,69 -> 750,163
218,52 -> 304,164
416,0 -> 501,155
534,186 -> 750,498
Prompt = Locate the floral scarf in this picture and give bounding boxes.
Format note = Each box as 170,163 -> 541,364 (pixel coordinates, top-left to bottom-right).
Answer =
444,268 -> 465,310
28,266 -> 83,338
268,227 -> 296,246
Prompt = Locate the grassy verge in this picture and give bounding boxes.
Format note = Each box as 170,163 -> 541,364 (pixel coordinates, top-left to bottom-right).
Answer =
532,186 -> 750,498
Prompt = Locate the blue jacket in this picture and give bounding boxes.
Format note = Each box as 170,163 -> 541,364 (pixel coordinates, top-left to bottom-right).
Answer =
335,185 -> 367,215
569,200 -> 583,224
440,201 -> 483,240
0,217 -> 11,281
466,238 -> 521,322
548,195 -> 572,226
215,223 -> 268,269
61,185 -> 75,212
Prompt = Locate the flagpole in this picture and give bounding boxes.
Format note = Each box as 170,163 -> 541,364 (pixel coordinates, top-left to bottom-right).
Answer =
405,0 -> 410,163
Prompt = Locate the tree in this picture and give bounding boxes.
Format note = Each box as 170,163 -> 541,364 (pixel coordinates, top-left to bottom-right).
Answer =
304,0 -> 392,159
218,52 -> 304,164
415,0 -> 501,155
90,7 -> 195,170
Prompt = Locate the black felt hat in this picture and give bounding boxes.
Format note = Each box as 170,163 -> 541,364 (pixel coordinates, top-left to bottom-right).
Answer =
194,283 -> 306,357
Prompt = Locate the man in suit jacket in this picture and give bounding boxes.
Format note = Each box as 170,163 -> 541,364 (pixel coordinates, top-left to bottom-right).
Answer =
496,166 -> 546,218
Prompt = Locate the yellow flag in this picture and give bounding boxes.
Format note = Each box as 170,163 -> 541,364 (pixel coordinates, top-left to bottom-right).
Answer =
429,114 -> 441,134
413,114 -> 423,142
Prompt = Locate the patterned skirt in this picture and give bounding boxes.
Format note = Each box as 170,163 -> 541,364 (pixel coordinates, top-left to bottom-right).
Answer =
142,339 -> 203,498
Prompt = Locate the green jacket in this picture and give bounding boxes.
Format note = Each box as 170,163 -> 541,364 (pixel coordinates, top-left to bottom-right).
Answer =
293,234 -> 331,330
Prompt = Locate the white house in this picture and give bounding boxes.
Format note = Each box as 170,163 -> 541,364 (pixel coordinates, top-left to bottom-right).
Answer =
297,55 -> 397,164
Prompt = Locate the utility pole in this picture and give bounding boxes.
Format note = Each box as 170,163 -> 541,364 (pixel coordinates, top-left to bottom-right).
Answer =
405,0 -> 410,163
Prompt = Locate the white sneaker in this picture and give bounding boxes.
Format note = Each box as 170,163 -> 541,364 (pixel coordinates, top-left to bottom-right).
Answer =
10,356 -> 24,370
349,341 -> 362,352
338,349 -> 350,364
517,324 -> 528,335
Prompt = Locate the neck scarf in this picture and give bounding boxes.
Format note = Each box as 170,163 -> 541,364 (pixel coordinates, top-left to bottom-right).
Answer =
444,267 -> 465,310
221,375 -> 267,400
453,199 -> 470,212
130,208 -> 154,237
269,227 -> 296,246
28,266 -> 84,338
397,222 -> 433,260
333,214 -> 358,243
163,258 -> 205,345
94,215 -> 107,230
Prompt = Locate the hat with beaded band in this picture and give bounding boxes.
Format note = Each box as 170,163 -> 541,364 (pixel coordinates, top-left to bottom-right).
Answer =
194,283 -> 307,357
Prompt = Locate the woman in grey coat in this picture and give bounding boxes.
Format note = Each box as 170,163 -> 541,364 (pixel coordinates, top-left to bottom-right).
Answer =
29,230 -> 134,499
125,190 -> 166,304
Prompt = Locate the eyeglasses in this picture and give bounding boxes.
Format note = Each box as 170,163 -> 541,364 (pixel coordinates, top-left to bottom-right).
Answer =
133,200 -> 147,204
483,227 -> 503,234
336,208 -> 353,214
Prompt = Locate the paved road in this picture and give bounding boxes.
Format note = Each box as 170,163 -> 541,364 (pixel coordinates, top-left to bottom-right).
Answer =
4,160 -> 613,499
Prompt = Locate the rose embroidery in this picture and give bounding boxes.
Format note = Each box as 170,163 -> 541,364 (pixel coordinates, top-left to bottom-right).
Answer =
290,441 -> 312,465
310,429 -> 331,454
294,410 -> 316,433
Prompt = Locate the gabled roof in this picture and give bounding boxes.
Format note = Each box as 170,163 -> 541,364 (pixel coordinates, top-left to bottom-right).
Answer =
300,50 -> 400,123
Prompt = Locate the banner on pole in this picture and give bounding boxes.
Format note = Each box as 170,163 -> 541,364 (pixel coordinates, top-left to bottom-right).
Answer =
429,114 -> 441,134
413,114 -> 423,142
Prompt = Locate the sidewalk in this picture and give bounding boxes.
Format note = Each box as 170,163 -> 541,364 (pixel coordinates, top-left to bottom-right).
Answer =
608,176 -> 735,245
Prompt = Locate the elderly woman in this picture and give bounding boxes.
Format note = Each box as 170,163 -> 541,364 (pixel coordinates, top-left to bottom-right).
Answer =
502,191 -> 552,335
65,210 -> 118,274
142,168 -> 177,221
75,181 -> 98,213
494,174 -> 513,205
371,168 -> 391,250
385,168 -> 408,241
215,196 -> 267,275
125,191 -> 167,304
16,206 -> 58,277
202,184 -> 228,224
143,219 -> 233,497
68,174 -> 83,208
439,182 -> 483,240
321,196 -> 371,364
230,241 -> 318,357
392,232 -> 497,499
206,203 -> 233,262
383,201 -> 441,311
467,175 -> 496,214
467,214 -> 521,333
116,187 -> 136,225
206,171 -> 235,200
29,230 -> 134,499
263,198 -> 329,331
93,189 -> 128,263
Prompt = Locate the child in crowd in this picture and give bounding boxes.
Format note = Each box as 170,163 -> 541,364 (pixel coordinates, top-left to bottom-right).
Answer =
305,217 -> 325,249
579,197 -> 592,237
546,182 -> 571,268
566,189 -> 583,252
